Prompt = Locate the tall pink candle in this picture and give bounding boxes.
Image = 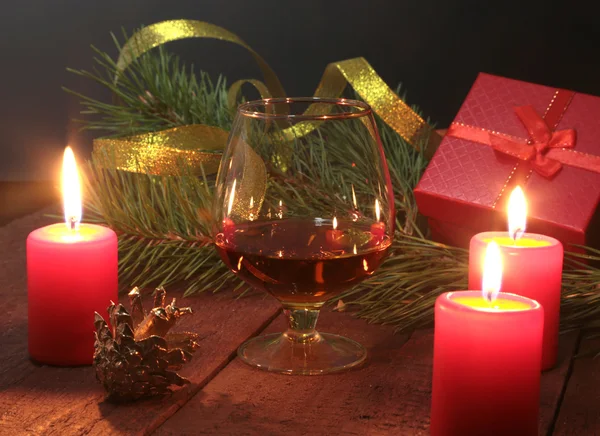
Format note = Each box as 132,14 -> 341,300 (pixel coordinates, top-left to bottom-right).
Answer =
468,232 -> 562,370
430,291 -> 544,435
468,187 -> 563,370
27,147 -> 118,365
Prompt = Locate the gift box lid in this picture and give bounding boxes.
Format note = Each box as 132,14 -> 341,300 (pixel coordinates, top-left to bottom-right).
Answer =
414,73 -> 600,247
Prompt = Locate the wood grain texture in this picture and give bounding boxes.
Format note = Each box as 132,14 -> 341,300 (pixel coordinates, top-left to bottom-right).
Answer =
553,333 -> 600,436
0,209 -> 280,436
539,331 -> 581,436
157,315 -> 580,436
156,310 -> 418,436
0,208 -> 56,393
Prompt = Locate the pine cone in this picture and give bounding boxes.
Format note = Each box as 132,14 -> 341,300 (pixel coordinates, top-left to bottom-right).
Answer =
93,287 -> 199,401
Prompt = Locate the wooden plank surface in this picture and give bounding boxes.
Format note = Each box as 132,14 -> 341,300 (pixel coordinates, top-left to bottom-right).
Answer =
553,333 -> 600,435
539,331 -> 581,436
0,208 -> 280,436
0,209 -> 57,393
156,310 -> 416,436
157,315 -> 580,436
0,204 -> 592,436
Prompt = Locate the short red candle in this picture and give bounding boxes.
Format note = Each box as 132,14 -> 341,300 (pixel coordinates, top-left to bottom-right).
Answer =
468,232 -> 563,369
27,223 -> 118,365
430,291 -> 544,436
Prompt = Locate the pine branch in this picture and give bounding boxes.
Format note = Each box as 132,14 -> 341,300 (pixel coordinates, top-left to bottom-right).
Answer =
338,234 -> 468,332
83,163 -> 248,296
68,31 -> 600,338
64,38 -> 233,137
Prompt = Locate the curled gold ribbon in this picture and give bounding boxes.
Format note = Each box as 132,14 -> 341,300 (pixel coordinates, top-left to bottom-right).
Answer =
94,19 -> 434,177
227,79 -> 273,111
115,19 -> 286,99
326,58 -> 428,145
280,57 -> 430,145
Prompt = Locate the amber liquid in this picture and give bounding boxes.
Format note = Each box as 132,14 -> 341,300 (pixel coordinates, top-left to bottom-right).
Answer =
215,219 -> 391,307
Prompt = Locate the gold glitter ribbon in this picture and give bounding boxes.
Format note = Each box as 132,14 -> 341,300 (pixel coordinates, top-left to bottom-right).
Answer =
94,19 -> 432,176
278,57 -> 431,145
227,79 -> 273,110
315,58 -> 427,145
114,20 -> 286,98
93,125 -> 226,176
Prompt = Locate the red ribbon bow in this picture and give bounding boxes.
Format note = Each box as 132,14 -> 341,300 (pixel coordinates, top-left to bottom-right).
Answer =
488,105 -> 577,178
447,89 -> 600,180
447,88 -> 600,190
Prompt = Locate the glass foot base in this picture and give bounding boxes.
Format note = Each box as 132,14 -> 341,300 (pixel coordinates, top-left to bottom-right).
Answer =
238,331 -> 367,375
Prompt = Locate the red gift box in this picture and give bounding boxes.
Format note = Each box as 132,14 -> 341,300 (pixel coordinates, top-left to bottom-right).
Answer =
414,73 -> 600,250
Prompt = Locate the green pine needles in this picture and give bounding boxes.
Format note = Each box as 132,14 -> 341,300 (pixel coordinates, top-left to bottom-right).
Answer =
65,35 -> 233,136
66,34 -> 600,337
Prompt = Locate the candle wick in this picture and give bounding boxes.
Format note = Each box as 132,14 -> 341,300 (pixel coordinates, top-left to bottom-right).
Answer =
483,293 -> 497,310
483,290 -> 492,304
68,216 -> 79,231
510,227 -> 524,245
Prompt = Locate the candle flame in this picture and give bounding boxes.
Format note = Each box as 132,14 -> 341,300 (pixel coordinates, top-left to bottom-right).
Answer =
333,216 -> 338,230
62,147 -> 82,231
482,241 -> 503,303
507,186 -> 527,241
363,259 -> 369,271
353,244 -> 357,255
351,184 -> 358,209
227,178 -> 237,216
375,199 -> 380,222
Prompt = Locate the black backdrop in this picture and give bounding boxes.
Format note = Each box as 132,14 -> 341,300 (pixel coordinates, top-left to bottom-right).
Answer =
1,0 -> 598,180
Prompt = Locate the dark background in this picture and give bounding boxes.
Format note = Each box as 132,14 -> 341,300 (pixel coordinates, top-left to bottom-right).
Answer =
1,0 -> 598,181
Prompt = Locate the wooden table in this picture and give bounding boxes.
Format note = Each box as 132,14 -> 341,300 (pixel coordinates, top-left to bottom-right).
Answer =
0,198 -> 598,435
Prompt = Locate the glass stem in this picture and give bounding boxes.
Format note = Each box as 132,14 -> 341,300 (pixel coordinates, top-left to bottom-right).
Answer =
282,307 -> 321,343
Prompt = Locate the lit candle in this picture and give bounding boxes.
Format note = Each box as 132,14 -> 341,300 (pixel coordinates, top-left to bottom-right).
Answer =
430,242 -> 544,436
468,186 -> 563,370
27,147 -> 118,365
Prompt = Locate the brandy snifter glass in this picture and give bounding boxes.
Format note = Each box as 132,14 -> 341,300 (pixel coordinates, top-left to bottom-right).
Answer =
213,97 -> 395,375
